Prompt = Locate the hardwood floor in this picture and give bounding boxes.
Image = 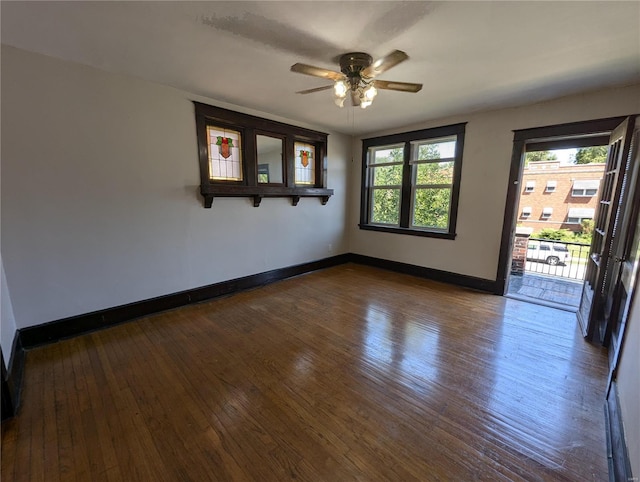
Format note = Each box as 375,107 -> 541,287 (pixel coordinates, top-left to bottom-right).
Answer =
1,264 -> 610,481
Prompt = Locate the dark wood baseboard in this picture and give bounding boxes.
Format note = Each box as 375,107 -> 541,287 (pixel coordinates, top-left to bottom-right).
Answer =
19,253 -> 352,349
7,252 -> 499,418
1,334 -> 25,421
1,350 -> 12,421
605,382 -> 634,482
350,254 -> 500,294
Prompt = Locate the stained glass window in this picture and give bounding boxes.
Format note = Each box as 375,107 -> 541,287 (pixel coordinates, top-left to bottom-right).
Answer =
295,142 -> 315,185
207,126 -> 243,181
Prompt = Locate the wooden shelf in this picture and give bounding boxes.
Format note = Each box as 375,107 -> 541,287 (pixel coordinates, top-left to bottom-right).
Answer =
200,185 -> 333,208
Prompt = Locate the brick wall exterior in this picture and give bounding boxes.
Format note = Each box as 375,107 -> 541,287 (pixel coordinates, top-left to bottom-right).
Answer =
517,161 -> 605,234
511,228 -> 532,275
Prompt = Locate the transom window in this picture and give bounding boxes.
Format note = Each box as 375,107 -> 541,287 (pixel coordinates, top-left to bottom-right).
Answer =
360,123 -> 466,239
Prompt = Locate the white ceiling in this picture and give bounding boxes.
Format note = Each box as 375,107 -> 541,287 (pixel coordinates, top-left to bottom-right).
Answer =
2,1 -> 639,136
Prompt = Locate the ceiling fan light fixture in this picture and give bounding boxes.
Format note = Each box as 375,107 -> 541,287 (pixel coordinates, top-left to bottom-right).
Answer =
334,80 -> 348,98
334,97 -> 346,108
363,84 -> 377,101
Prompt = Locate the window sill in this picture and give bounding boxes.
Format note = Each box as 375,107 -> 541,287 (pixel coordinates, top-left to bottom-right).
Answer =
358,224 -> 456,239
201,185 -> 334,208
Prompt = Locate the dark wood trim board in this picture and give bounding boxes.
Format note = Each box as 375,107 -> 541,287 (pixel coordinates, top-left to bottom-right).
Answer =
350,254 -> 500,294
605,382 -> 634,482
18,254 -> 352,349
2,334 -> 25,421
7,252 -> 498,418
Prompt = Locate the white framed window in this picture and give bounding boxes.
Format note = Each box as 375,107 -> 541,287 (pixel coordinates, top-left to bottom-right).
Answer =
524,181 -> 535,192
521,206 -> 532,218
545,180 -> 557,192
567,208 -> 595,224
572,180 -> 599,197
366,143 -> 405,226
542,207 -> 553,218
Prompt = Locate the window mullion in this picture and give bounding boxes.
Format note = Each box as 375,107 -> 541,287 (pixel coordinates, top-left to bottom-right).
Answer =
400,142 -> 412,228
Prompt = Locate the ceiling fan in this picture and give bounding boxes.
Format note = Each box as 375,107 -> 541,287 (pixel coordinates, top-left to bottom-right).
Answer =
290,50 -> 422,109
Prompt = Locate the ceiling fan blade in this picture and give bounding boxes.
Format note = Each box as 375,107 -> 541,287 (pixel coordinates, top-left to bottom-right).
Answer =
373,79 -> 423,93
361,50 -> 409,78
290,63 -> 344,81
296,85 -> 334,95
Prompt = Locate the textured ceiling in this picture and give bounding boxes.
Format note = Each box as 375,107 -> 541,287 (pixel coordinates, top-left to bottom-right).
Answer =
2,1 -> 639,136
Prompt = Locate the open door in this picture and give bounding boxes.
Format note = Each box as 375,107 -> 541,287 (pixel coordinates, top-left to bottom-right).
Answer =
604,119 -> 640,375
577,116 -> 637,342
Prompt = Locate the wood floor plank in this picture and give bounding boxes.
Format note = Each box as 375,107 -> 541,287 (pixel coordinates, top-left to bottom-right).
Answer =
1,264 -> 610,481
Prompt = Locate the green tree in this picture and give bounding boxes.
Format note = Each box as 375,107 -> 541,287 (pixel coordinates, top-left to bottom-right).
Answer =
575,146 -> 607,164
524,151 -> 557,166
370,142 -> 453,228
371,147 -> 403,224
536,228 -> 575,241
413,143 -> 452,228
580,219 -> 594,235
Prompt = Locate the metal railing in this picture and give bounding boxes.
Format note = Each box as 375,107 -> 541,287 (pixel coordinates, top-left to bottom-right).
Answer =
524,238 -> 591,281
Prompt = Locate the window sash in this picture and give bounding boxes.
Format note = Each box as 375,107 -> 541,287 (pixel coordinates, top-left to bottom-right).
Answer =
411,186 -> 452,230
572,188 -> 598,197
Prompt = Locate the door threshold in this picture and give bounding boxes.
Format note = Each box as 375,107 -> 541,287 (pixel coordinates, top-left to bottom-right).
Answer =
504,293 -> 579,313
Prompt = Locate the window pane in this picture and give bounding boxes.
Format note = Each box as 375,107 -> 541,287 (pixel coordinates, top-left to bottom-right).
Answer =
256,135 -> 283,184
415,161 -> 453,185
370,146 -> 404,164
371,188 -> 401,225
207,126 -> 243,181
414,137 -> 456,160
294,142 -> 315,185
373,165 -> 403,186
412,187 -> 451,229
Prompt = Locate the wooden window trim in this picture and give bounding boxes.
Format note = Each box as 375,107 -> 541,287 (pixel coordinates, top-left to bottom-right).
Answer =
194,102 -> 333,207
359,123 -> 466,239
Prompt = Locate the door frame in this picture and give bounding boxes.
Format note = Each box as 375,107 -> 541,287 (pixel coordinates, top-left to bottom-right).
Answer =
496,116 -> 627,297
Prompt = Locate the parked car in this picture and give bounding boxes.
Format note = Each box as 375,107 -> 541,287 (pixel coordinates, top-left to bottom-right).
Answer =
526,241 -> 572,265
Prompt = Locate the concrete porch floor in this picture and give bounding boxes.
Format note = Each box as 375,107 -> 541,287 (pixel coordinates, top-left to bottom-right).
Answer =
507,272 -> 583,310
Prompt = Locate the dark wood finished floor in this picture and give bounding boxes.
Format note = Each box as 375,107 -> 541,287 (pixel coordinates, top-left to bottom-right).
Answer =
1,264 -> 609,481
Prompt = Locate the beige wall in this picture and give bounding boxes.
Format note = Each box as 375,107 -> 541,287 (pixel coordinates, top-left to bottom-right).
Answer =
0,45 -> 351,335
348,83 -> 640,280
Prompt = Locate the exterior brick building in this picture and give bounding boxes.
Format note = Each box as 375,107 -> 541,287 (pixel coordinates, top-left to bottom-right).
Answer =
517,160 -> 605,234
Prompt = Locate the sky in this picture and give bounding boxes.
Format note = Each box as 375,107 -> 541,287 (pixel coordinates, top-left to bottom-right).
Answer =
554,148 -> 577,165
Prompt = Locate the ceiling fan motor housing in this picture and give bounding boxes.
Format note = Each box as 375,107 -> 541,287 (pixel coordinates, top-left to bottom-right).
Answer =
339,52 -> 372,90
